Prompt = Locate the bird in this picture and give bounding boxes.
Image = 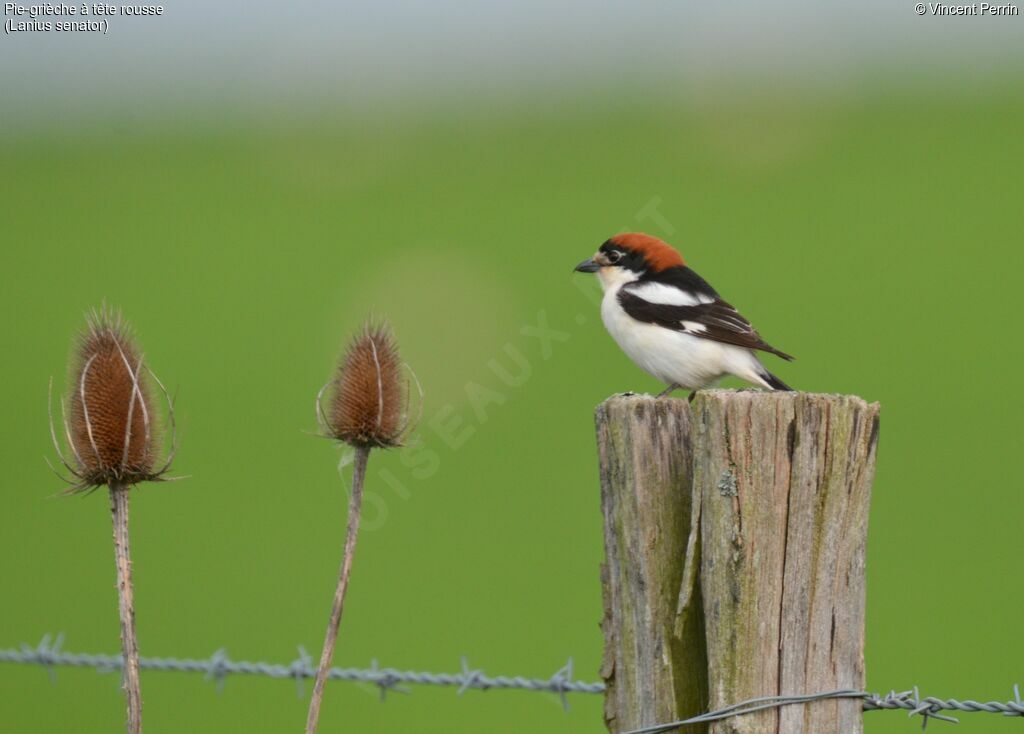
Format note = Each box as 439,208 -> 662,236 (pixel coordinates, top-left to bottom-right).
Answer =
574,233 -> 793,398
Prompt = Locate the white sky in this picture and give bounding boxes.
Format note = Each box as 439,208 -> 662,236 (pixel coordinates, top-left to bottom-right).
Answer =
2,1 -> 1022,115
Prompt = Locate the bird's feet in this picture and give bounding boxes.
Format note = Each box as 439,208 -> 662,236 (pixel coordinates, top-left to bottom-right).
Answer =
656,383 -> 680,398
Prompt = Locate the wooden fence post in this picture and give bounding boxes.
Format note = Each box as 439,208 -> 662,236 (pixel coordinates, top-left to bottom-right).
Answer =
597,391 -> 879,734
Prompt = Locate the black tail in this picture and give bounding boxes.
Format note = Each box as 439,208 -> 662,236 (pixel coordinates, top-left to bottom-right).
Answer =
761,371 -> 794,391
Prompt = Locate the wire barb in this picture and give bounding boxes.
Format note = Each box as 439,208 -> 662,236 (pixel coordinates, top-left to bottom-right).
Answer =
549,658 -> 574,711
1010,684 -> 1024,717
457,656 -> 484,696
367,659 -> 410,701
290,647 -> 314,698
204,648 -> 230,694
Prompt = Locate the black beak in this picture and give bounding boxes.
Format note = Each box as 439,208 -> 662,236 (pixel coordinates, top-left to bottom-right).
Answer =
574,258 -> 600,273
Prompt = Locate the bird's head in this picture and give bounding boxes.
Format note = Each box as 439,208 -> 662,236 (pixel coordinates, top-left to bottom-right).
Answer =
575,233 -> 685,288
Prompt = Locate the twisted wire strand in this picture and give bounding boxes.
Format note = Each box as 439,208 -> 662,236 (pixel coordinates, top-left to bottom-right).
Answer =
0,635 -> 600,704
621,685 -> 1024,733
3,635 -> 1022,728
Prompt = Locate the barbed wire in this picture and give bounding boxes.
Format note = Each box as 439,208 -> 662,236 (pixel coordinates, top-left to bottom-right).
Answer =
3,635 -> 1022,729
0,634 -> 599,707
623,686 -> 1024,733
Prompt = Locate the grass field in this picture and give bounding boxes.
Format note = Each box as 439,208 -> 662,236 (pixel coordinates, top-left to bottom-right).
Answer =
2,83 -> 1022,732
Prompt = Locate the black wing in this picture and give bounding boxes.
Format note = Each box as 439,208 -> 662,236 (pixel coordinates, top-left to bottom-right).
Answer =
618,288 -> 794,361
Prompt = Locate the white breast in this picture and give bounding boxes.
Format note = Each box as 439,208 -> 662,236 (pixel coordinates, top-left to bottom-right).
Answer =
599,280 -> 763,390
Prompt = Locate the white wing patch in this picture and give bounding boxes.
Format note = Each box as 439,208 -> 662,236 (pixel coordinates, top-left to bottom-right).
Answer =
625,281 -> 714,306
681,320 -> 707,333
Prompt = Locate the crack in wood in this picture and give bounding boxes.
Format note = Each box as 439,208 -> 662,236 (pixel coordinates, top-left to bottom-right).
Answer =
598,391 -> 879,734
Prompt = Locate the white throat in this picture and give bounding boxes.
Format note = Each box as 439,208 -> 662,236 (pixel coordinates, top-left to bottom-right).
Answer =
596,266 -> 642,293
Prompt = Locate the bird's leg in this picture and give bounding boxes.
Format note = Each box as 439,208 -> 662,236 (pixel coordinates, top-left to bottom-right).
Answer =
656,383 -> 680,398
688,390 -> 698,404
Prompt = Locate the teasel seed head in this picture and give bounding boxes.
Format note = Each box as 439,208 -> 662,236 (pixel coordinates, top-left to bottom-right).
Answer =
320,321 -> 414,449
48,308 -> 177,493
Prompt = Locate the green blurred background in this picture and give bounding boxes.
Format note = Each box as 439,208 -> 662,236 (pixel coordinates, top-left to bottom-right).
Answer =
2,5 -> 1023,733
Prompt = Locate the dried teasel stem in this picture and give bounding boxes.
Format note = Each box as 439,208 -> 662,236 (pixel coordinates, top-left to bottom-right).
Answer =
109,483 -> 142,734
47,309 -> 179,734
305,321 -> 414,734
304,445 -> 370,734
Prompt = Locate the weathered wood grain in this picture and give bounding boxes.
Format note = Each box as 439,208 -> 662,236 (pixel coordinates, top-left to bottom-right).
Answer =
598,390 -> 879,734
597,395 -> 708,734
